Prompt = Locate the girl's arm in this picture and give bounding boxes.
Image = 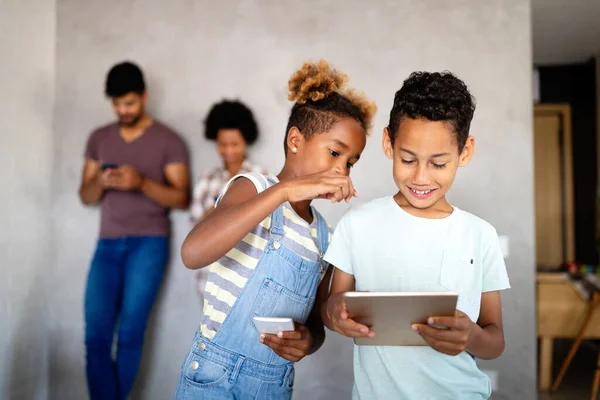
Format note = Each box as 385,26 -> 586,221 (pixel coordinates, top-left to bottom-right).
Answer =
181,171 -> 358,269
181,177 -> 287,269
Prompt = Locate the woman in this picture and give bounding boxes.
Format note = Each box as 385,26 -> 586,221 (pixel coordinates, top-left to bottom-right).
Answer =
190,99 -> 271,224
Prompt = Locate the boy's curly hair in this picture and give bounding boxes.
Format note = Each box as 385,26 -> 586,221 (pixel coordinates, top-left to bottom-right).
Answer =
284,59 -> 377,153
388,71 -> 476,151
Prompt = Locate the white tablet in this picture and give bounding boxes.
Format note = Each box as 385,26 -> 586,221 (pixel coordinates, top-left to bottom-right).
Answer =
253,317 -> 295,334
343,291 -> 458,346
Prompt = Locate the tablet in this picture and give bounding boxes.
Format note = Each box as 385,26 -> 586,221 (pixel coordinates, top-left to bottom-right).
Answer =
343,291 -> 458,346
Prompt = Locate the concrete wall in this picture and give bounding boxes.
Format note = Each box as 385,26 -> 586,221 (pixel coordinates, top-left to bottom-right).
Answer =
0,0 -> 56,399
48,0 -> 535,399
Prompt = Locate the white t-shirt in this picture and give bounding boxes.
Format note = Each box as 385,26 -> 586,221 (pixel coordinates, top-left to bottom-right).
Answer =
324,196 -> 511,400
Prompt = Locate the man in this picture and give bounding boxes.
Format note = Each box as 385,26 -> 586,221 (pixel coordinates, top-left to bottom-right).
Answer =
79,61 -> 190,400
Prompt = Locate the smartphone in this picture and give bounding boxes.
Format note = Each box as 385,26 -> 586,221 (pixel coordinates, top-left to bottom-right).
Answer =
253,317 -> 295,334
101,162 -> 118,170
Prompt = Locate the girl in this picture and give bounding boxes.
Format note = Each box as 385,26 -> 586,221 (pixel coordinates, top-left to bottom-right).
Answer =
175,60 -> 376,399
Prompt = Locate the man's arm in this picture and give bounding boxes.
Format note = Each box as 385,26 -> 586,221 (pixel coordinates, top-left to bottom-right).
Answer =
114,163 -> 190,209
139,163 -> 190,209
79,159 -> 104,205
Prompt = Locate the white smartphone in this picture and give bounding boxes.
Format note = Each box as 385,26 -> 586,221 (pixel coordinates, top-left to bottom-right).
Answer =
253,317 -> 295,334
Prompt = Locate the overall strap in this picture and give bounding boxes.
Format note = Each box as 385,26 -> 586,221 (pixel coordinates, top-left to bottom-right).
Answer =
314,209 -> 330,257
269,204 -> 285,241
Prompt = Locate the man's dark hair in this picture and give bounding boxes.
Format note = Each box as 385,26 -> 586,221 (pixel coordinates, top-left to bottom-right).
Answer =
105,61 -> 146,97
387,71 -> 476,151
204,100 -> 259,145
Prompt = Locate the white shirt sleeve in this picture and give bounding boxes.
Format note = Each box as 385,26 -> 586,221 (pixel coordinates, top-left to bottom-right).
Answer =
214,172 -> 269,206
481,227 -> 511,292
323,211 -> 354,275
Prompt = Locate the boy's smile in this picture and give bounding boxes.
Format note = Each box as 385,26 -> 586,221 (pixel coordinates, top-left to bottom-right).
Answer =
407,186 -> 437,200
383,118 -> 475,217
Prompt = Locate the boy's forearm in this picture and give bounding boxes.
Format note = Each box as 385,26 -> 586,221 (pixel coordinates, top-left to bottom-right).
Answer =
307,317 -> 326,354
321,291 -> 351,334
466,323 -> 505,360
321,295 -> 337,332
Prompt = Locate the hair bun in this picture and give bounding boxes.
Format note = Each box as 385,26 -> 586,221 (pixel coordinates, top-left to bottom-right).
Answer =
344,88 -> 378,134
287,59 -> 348,104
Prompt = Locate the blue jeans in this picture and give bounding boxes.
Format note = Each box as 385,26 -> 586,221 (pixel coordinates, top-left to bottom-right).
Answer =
85,236 -> 169,400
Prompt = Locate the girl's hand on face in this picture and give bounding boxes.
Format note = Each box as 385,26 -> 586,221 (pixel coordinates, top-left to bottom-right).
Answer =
259,323 -> 313,362
283,169 -> 359,204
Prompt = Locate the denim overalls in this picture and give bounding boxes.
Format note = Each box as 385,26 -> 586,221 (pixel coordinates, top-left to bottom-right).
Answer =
174,202 -> 329,399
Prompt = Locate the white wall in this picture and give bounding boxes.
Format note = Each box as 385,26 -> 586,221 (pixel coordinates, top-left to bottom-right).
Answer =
0,0 -> 56,399
46,0 -> 535,399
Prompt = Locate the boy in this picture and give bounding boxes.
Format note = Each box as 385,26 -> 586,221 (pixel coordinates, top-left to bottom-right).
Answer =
322,71 -> 510,399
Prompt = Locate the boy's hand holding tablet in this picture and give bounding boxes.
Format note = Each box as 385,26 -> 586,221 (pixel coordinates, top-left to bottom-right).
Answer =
411,310 -> 474,356
326,292 -> 376,338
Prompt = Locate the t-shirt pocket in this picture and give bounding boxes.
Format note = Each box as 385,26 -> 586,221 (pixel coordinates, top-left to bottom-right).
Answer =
439,249 -> 475,293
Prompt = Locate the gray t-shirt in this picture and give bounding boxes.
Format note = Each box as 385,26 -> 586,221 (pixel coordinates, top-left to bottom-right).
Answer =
84,121 -> 188,239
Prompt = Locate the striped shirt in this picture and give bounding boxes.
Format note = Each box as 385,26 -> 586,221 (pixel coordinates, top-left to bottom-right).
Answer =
200,172 -> 332,340
190,160 -> 271,223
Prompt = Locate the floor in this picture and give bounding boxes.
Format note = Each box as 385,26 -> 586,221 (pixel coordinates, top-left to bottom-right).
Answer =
539,339 -> 598,400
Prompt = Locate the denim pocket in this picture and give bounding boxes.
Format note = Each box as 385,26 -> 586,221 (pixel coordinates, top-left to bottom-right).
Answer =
270,251 -> 322,300
250,278 -> 313,333
183,351 -> 229,388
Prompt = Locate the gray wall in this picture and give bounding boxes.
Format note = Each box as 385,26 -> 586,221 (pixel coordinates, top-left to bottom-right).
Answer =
47,0 -> 534,399
0,0 -> 56,399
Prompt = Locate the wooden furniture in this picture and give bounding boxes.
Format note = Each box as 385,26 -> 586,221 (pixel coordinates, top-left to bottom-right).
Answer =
593,351 -> 600,400
551,292 -> 600,399
533,104 -> 575,269
537,273 -> 600,391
